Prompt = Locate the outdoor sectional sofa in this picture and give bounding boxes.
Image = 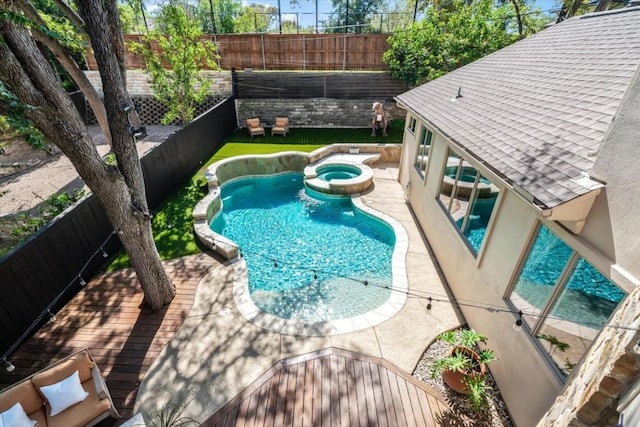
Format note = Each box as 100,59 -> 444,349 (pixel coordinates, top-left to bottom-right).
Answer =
0,348 -> 119,427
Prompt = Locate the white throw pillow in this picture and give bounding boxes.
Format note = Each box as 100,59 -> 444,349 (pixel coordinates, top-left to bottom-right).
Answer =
39,370 -> 89,416
0,402 -> 37,427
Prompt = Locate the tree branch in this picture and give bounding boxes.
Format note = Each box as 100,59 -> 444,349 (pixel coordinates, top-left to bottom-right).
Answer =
51,0 -> 84,29
15,0 -> 112,144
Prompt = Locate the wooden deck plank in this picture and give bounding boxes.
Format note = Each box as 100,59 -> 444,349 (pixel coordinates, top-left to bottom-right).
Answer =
353,359 -> 370,427
283,364 -> 298,426
395,374 -> 417,427
377,365 -> 399,427
329,354 -> 340,427
385,365 -> 408,427
311,357 -> 322,426
361,361 -> 379,427
345,357 -> 359,427
292,360 -> 306,427
252,371 -> 273,427
369,361 -> 389,427
273,363 -> 289,426
320,354 -> 331,427
336,355 -> 351,426
262,371 -> 281,427
416,388 -> 437,426
302,359 -> 314,427
406,382 -> 428,425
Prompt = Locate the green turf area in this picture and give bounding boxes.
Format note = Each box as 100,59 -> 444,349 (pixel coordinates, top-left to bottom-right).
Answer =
106,123 -> 405,270
106,142 -> 324,271
225,124 -> 403,145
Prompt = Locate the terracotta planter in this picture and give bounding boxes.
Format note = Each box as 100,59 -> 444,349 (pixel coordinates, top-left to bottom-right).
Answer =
441,347 -> 486,395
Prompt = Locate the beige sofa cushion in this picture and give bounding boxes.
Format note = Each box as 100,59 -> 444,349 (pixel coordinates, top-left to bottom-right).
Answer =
31,351 -> 94,390
0,380 -> 43,415
274,117 -> 288,127
45,378 -> 111,427
246,118 -> 261,128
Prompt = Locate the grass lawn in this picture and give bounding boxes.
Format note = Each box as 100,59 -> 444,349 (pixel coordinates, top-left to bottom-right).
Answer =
106,125 -> 404,270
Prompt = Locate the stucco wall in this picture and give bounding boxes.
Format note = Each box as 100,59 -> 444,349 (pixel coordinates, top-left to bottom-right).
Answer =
398,112 -> 565,426
588,68 -> 640,283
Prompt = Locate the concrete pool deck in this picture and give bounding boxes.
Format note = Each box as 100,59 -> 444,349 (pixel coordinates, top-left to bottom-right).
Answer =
134,161 -> 465,422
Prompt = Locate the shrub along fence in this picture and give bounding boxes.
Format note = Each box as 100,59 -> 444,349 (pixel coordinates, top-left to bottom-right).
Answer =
0,97 -> 237,361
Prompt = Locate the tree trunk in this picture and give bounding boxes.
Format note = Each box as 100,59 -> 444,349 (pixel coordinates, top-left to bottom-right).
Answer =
0,3 -> 175,311
16,0 -> 112,146
509,0 -> 524,39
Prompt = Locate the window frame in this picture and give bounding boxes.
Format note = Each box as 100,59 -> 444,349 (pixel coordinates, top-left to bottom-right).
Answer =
413,125 -> 433,180
505,222 -> 626,381
435,146 -> 500,258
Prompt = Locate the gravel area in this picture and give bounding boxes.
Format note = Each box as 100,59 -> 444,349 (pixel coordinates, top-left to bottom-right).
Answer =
413,336 -> 515,426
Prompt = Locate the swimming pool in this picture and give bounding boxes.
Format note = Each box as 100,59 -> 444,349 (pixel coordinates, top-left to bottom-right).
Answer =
210,172 -> 397,324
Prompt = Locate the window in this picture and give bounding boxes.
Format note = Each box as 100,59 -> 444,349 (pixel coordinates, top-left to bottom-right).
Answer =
413,126 -> 433,179
407,116 -> 417,133
437,147 -> 499,255
510,224 -> 626,377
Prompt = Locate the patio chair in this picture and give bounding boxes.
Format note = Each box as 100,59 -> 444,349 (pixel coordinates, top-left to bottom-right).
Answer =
271,117 -> 289,137
246,118 -> 265,138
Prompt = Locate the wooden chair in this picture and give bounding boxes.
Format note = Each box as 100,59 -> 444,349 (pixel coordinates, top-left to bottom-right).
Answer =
271,117 -> 289,137
246,118 -> 265,138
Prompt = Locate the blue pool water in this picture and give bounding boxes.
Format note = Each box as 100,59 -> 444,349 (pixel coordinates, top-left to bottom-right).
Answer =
514,225 -> 625,327
210,172 -> 395,322
316,164 -> 361,181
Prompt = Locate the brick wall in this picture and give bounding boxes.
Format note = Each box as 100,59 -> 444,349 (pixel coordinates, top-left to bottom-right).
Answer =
536,285 -> 640,426
237,98 -> 404,128
84,70 -> 233,96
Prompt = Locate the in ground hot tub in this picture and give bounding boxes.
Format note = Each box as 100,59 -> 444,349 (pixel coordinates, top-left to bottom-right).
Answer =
304,162 -> 373,195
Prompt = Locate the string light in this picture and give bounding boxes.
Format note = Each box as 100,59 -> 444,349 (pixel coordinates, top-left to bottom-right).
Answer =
235,247 -> 639,332
1,231 -> 117,366
102,249 -> 108,258
513,311 -> 523,332
2,358 -> 15,372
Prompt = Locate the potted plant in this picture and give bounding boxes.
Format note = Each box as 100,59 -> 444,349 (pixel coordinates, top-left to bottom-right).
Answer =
430,328 -> 497,410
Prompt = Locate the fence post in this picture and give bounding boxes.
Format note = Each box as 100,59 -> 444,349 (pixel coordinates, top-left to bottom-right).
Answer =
343,33 -> 347,71
261,35 -> 266,70
231,68 -> 238,99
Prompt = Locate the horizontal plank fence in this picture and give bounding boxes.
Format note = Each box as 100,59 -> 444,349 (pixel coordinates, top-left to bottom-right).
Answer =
86,34 -> 391,72
233,70 -> 406,99
0,97 -> 237,361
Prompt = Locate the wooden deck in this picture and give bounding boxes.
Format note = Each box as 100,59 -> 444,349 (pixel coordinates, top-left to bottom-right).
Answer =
0,253 -> 215,422
203,347 -> 452,427
1,252 -> 457,426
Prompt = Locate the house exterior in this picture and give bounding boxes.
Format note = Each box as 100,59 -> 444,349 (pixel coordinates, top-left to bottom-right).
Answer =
395,7 -> 640,426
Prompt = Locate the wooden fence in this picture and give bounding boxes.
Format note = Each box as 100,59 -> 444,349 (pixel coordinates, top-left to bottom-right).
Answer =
0,98 -> 237,360
86,34 -> 391,72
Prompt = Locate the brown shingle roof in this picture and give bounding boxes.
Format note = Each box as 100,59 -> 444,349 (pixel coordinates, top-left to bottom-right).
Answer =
396,7 -> 640,208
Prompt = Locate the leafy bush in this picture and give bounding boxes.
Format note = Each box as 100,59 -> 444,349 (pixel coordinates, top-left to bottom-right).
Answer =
1,189 -> 85,257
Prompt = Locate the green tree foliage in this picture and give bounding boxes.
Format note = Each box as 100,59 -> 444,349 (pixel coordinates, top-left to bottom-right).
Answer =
118,0 -> 148,34
234,3 -> 277,33
197,0 -> 241,33
325,0 -> 385,33
129,4 -> 220,125
383,0 -> 527,86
